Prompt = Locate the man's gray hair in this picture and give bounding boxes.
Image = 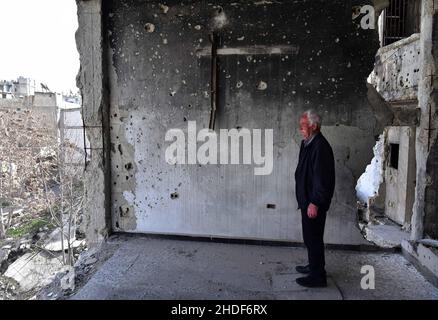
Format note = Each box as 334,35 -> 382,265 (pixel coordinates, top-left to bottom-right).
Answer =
302,109 -> 322,129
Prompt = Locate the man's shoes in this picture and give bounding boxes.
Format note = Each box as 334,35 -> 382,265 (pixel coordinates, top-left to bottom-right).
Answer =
295,264 -> 311,274
296,275 -> 327,288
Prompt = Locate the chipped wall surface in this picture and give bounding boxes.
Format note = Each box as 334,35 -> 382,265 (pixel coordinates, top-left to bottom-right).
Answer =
102,0 -> 380,245
369,33 -> 421,103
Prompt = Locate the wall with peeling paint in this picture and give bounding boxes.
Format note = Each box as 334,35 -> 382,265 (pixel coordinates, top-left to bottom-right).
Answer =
103,0 -> 380,245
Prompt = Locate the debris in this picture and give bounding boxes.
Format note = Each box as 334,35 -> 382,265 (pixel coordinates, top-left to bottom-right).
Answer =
0,248 -> 10,265
60,266 -> 75,291
43,226 -> 78,252
84,257 -> 97,266
4,252 -> 64,291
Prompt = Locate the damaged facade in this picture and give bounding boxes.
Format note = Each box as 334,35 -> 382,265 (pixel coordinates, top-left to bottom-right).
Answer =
76,0 -> 438,282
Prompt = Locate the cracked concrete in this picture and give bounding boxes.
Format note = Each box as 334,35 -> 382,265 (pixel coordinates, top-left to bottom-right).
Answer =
72,235 -> 438,300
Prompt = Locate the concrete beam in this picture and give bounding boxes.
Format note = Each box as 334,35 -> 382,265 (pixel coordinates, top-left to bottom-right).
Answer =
76,0 -> 111,247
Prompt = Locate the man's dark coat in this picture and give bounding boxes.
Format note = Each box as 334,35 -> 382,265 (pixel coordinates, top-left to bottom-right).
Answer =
295,132 -> 335,212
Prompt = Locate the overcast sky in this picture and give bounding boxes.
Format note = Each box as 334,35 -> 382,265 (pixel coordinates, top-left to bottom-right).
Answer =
0,0 -> 79,93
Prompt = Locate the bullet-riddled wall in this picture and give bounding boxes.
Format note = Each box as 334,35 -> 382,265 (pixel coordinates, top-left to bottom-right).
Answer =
82,0 -> 382,245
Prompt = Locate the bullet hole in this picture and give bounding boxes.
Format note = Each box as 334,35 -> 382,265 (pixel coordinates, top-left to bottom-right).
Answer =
115,221 -> 120,228
111,143 -> 116,153
144,23 -> 155,33
126,176 -> 129,180
118,144 -> 123,155
170,192 -> 179,199
119,206 -> 130,217
183,117 -> 187,122
257,81 -> 267,90
267,204 -> 276,209
125,163 -> 133,170
114,113 -> 118,117
236,126 -> 242,130
160,4 -> 169,14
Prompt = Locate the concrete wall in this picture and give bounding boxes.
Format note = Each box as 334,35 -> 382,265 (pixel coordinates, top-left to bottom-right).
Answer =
0,98 -> 27,108
59,107 -> 87,167
32,92 -> 60,108
369,33 -> 420,103
385,126 -> 416,226
421,0 -> 438,239
91,0 -> 382,245
411,0 -> 438,241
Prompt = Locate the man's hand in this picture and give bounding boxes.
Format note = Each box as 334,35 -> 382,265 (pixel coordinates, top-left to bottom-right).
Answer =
307,203 -> 318,219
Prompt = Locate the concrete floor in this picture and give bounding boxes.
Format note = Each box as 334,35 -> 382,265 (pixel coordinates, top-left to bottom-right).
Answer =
72,234 -> 438,300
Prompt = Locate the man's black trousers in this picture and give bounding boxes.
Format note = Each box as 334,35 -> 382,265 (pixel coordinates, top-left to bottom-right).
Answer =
301,208 -> 327,278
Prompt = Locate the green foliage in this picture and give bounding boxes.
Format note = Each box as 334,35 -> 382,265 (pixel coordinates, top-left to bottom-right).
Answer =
6,212 -> 55,238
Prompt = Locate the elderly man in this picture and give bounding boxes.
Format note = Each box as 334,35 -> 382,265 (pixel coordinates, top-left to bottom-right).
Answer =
294,109 -> 335,288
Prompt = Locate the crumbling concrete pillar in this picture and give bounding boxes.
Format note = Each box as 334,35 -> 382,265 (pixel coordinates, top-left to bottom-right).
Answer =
75,0 -> 111,247
411,0 -> 438,240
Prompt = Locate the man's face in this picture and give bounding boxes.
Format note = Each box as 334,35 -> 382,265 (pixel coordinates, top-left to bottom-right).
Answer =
299,115 -> 317,140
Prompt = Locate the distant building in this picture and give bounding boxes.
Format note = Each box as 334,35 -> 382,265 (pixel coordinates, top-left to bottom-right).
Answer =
0,79 -> 15,99
0,76 -> 53,99
0,77 -> 85,171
